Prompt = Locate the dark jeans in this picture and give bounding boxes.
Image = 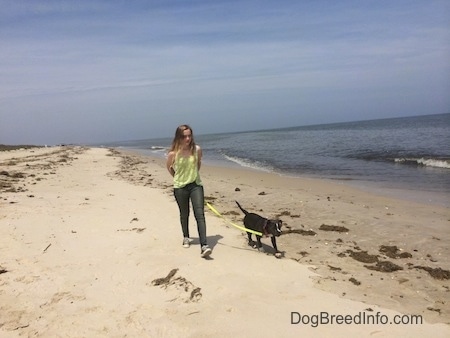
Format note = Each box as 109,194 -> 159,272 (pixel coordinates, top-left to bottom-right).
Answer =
173,182 -> 207,246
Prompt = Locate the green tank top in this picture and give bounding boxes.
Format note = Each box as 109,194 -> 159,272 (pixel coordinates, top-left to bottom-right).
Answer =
173,149 -> 202,188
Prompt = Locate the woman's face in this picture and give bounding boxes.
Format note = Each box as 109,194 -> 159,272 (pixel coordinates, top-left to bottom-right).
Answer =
182,128 -> 192,147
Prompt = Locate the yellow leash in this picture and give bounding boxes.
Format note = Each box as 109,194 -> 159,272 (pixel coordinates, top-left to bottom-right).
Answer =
206,202 -> 263,236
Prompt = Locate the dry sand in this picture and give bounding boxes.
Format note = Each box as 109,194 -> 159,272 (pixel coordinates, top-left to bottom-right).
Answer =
0,146 -> 449,337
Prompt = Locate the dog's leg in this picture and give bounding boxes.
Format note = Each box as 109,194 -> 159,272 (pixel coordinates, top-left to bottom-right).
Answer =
271,237 -> 278,252
271,237 -> 282,258
256,236 -> 264,252
247,233 -> 256,248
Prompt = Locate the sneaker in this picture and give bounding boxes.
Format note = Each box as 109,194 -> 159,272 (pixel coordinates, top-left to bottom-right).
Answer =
182,238 -> 190,248
201,245 -> 212,258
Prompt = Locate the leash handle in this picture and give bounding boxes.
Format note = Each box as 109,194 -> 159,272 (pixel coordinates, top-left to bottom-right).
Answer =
206,202 -> 263,236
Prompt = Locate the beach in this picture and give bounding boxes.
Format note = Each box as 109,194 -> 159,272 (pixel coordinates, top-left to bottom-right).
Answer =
0,146 -> 449,337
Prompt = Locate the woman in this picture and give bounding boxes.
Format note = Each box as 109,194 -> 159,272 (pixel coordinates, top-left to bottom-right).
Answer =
166,125 -> 212,258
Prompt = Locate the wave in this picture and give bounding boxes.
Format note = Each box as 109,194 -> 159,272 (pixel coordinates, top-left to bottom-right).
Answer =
394,157 -> 450,169
222,153 -> 274,173
150,146 -> 167,151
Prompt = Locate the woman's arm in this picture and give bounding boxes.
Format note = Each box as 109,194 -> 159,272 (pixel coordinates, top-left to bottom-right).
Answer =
196,145 -> 202,171
166,151 -> 175,177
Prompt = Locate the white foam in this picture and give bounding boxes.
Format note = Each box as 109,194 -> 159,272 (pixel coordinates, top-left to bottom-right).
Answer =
223,154 -> 274,173
417,158 -> 450,169
395,158 -> 450,169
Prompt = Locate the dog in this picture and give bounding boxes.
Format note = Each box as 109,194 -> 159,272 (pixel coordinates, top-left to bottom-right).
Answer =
236,201 -> 283,258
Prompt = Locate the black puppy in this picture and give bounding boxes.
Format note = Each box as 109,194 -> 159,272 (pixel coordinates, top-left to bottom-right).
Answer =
236,201 -> 283,258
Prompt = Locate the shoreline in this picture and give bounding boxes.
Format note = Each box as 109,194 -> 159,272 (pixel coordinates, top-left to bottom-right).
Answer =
125,146 -> 450,208
1,146 -> 449,337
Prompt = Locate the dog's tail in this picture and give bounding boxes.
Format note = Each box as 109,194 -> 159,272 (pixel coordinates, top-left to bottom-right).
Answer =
235,201 -> 248,215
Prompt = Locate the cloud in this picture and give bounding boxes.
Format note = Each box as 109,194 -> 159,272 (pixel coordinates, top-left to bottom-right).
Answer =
1,0 -> 449,144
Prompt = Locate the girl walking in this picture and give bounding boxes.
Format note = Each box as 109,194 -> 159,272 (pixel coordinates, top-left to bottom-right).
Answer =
166,125 -> 212,258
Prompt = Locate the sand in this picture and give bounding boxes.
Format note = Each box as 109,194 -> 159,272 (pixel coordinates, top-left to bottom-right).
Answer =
0,146 -> 449,337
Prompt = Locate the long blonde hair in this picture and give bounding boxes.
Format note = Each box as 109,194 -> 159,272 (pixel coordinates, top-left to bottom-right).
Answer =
169,124 -> 196,155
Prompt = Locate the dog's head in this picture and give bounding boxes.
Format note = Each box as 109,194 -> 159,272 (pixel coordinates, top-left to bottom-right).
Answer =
266,220 -> 282,237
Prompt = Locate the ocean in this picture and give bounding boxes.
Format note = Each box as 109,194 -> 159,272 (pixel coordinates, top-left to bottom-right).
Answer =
105,113 -> 450,205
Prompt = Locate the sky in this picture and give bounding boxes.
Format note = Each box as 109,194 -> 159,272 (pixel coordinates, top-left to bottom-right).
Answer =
1,0 -> 449,145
